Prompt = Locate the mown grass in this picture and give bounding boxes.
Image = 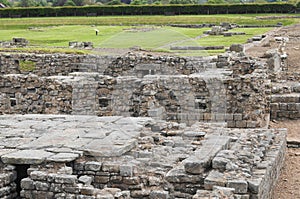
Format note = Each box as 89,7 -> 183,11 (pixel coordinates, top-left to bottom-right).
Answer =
0,14 -> 299,30
0,14 -> 298,56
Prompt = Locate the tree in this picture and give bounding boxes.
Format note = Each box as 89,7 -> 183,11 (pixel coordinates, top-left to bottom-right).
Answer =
73,0 -> 84,5
169,0 -> 197,3
207,0 -> 225,3
64,0 -> 76,5
106,0 -> 122,4
130,0 -> 147,4
0,0 -> 11,6
52,0 -> 67,6
37,0 -> 48,6
19,0 -> 37,7
83,0 -> 96,4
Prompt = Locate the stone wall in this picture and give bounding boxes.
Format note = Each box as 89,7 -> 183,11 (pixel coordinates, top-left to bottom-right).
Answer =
269,72 -> 300,120
0,53 -> 214,77
20,164 -> 130,199
0,74 -> 72,114
225,71 -> 270,128
0,51 -> 273,127
270,94 -> 300,120
0,163 -> 17,199
0,70 -> 269,128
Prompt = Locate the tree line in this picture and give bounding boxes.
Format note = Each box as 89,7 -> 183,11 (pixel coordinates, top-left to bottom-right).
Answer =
0,0 -> 292,7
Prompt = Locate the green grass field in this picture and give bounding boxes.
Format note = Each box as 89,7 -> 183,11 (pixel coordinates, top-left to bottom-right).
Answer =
0,14 -> 299,55
0,14 -> 299,29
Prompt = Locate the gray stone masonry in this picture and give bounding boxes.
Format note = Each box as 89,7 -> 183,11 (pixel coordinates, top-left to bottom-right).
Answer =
0,70 -> 269,128
0,115 -> 286,199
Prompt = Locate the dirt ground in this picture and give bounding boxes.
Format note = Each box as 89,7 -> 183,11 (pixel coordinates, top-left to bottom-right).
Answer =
246,23 -> 300,199
246,24 -> 300,72
270,120 -> 300,199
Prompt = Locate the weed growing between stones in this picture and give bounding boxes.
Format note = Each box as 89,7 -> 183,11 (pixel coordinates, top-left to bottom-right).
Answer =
19,60 -> 36,72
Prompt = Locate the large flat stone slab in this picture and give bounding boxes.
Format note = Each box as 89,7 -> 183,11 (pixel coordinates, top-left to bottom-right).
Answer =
0,115 -> 149,160
47,152 -> 79,163
1,150 -> 54,164
84,139 -> 137,157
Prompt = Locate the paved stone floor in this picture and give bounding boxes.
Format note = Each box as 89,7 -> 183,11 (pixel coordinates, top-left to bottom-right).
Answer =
0,115 -> 153,164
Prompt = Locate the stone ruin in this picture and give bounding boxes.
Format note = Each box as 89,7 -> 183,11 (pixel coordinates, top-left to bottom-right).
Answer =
0,39 -> 294,198
0,38 -> 28,48
203,24 -> 245,37
69,42 -> 94,49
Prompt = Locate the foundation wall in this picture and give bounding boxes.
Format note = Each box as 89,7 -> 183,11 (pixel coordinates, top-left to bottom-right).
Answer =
0,53 -> 215,77
0,72 -> 269,128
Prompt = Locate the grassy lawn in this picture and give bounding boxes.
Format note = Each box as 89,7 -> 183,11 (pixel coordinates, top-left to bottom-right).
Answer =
0,14 -> 299,30
0,25 -> 125,47
0,14 -> 297,56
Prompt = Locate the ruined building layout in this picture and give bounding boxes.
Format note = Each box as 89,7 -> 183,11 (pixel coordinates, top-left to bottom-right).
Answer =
0,29 -> 297,199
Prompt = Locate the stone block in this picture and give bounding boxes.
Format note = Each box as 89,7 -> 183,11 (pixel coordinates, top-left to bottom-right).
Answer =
30,171 -> 48,181
35,181 -> 49,191
120,165 -> 133,177
233,114 -> 243,121
213,185 -> 235,196
149,190 -> 169,199
212,157 -> 230,170
85,161 -> 102,172
227,121 -> 235,128
246,121 -> 257,128
130,190 -> 150,197
80,186 -> 95,195
102,162 -> 120,173
247,178 -> 262,194
79,175 -> 93,186
235,121 -> 247,128
204,170 -> 226,190
21,178 -> 35,190
55,174 -> 77,184
234,194 -> 250,199
49,183 -> 63,192
227,180 -> 248,194
165,167 -> 204,183
123,177 -> 140,185
94,176 -> 109,184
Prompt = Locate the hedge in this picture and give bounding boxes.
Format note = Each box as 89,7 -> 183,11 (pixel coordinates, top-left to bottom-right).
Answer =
0,3 -> 296,18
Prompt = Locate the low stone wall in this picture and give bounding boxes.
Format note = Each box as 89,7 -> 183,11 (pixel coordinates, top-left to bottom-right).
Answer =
0,163 -> 17,198
0,74 -> 72,114
225,71 -> 270,128
270,93 -> 300,120
21,166 -> 129,199
0,52 -> 215,77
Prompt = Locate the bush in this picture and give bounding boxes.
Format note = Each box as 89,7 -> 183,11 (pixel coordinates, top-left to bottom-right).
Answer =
0,3 -> 296,17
